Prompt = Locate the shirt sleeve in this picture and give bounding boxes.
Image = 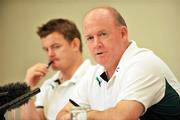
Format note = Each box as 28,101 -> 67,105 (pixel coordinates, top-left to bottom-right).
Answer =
35,81 -> 51,107
117,57 -> 166,113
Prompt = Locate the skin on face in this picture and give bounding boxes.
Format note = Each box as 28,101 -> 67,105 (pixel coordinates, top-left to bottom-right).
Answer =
83,8 -> 129,77
41,32 -> 77,71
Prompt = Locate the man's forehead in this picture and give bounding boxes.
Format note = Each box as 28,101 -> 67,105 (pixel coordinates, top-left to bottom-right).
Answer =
84,9 -> 112,20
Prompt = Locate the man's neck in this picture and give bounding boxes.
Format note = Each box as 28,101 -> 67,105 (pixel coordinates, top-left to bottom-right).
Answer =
59,56 -> 83,82
106,42 -> 129,79
105,60 -> 119,79
106,68 -> 115,80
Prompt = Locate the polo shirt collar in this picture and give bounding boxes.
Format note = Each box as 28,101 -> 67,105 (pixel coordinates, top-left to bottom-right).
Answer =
117,40 -> 138,67
61,59 -> 92,86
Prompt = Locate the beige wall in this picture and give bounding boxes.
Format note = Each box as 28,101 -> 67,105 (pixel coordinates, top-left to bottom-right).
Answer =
0,0 -> 179,85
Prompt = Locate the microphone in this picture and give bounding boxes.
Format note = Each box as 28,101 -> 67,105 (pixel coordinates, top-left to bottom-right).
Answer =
0,92 -> 8,97
0,82 -> 40,120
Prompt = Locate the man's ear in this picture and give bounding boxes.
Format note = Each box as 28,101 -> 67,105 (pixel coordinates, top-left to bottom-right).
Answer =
120,26 -> 128,40
70,38 -> 80,52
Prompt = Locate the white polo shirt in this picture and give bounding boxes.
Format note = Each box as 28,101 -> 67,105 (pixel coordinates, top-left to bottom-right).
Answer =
71,41 -> 180,112
35,59 -> 92,120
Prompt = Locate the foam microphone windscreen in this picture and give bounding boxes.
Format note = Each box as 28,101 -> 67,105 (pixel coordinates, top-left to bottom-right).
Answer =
0,82 -> 30,107
0,82 -> 41,113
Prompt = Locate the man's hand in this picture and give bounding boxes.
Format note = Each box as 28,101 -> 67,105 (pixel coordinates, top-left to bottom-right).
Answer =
56,111 -> 71,120
56,102 -> 74,120
25,63 -> 48,87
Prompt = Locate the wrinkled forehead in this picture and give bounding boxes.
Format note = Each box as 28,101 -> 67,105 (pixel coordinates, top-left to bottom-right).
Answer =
83,9 -> 115,36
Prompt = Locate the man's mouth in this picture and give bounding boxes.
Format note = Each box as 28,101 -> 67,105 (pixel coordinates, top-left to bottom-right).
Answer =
96,52 -> 103,56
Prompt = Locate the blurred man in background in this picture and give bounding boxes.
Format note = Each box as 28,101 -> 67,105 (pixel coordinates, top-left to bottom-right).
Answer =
20,18 -> 92,120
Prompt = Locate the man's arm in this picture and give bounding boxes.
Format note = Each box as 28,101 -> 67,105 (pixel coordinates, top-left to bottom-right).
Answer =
87,100 -> 144,120
56,100 -> 144,120
20,98 -> 45,120
20,63 -> 48,120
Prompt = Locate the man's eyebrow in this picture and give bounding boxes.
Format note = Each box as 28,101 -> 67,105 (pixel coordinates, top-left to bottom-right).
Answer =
51,43 -> 60,47
42,43 -> 60,50
98,29 -> 107,33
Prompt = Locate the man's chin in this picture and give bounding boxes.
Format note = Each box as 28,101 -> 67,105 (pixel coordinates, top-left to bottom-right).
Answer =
51,66 -> 59,71
96,59 -> 105,65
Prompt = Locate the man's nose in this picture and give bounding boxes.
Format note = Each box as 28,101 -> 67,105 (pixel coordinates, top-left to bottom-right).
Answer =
48,49 -> 55,57
94,36 -> 102,48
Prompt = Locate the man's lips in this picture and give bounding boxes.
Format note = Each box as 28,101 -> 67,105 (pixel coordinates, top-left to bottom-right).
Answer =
96,51 -> 105,56
49,59 -> 58,65
49,58 -> 58,62
97,52 -> 103,55
95,52 -> 106,59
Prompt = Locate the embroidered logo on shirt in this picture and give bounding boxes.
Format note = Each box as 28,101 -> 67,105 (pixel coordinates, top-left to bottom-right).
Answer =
96,77 -> 102,87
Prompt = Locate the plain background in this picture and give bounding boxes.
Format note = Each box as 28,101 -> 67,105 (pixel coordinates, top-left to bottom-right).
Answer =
1,0 -> 180,119
0,0 -> 179,85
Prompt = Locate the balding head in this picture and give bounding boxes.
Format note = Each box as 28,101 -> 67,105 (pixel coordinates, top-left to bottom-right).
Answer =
83,6 -> 127,27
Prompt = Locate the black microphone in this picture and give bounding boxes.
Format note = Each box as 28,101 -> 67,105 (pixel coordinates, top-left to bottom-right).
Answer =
0,82 -> 40,120
0,92 -> 8,97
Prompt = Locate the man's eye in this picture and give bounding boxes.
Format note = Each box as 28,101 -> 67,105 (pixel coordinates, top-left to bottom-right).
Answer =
43,48 -> 48,52
52,45 -> 60,49
86,36 -> 94,41
100,32 -> 107,36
